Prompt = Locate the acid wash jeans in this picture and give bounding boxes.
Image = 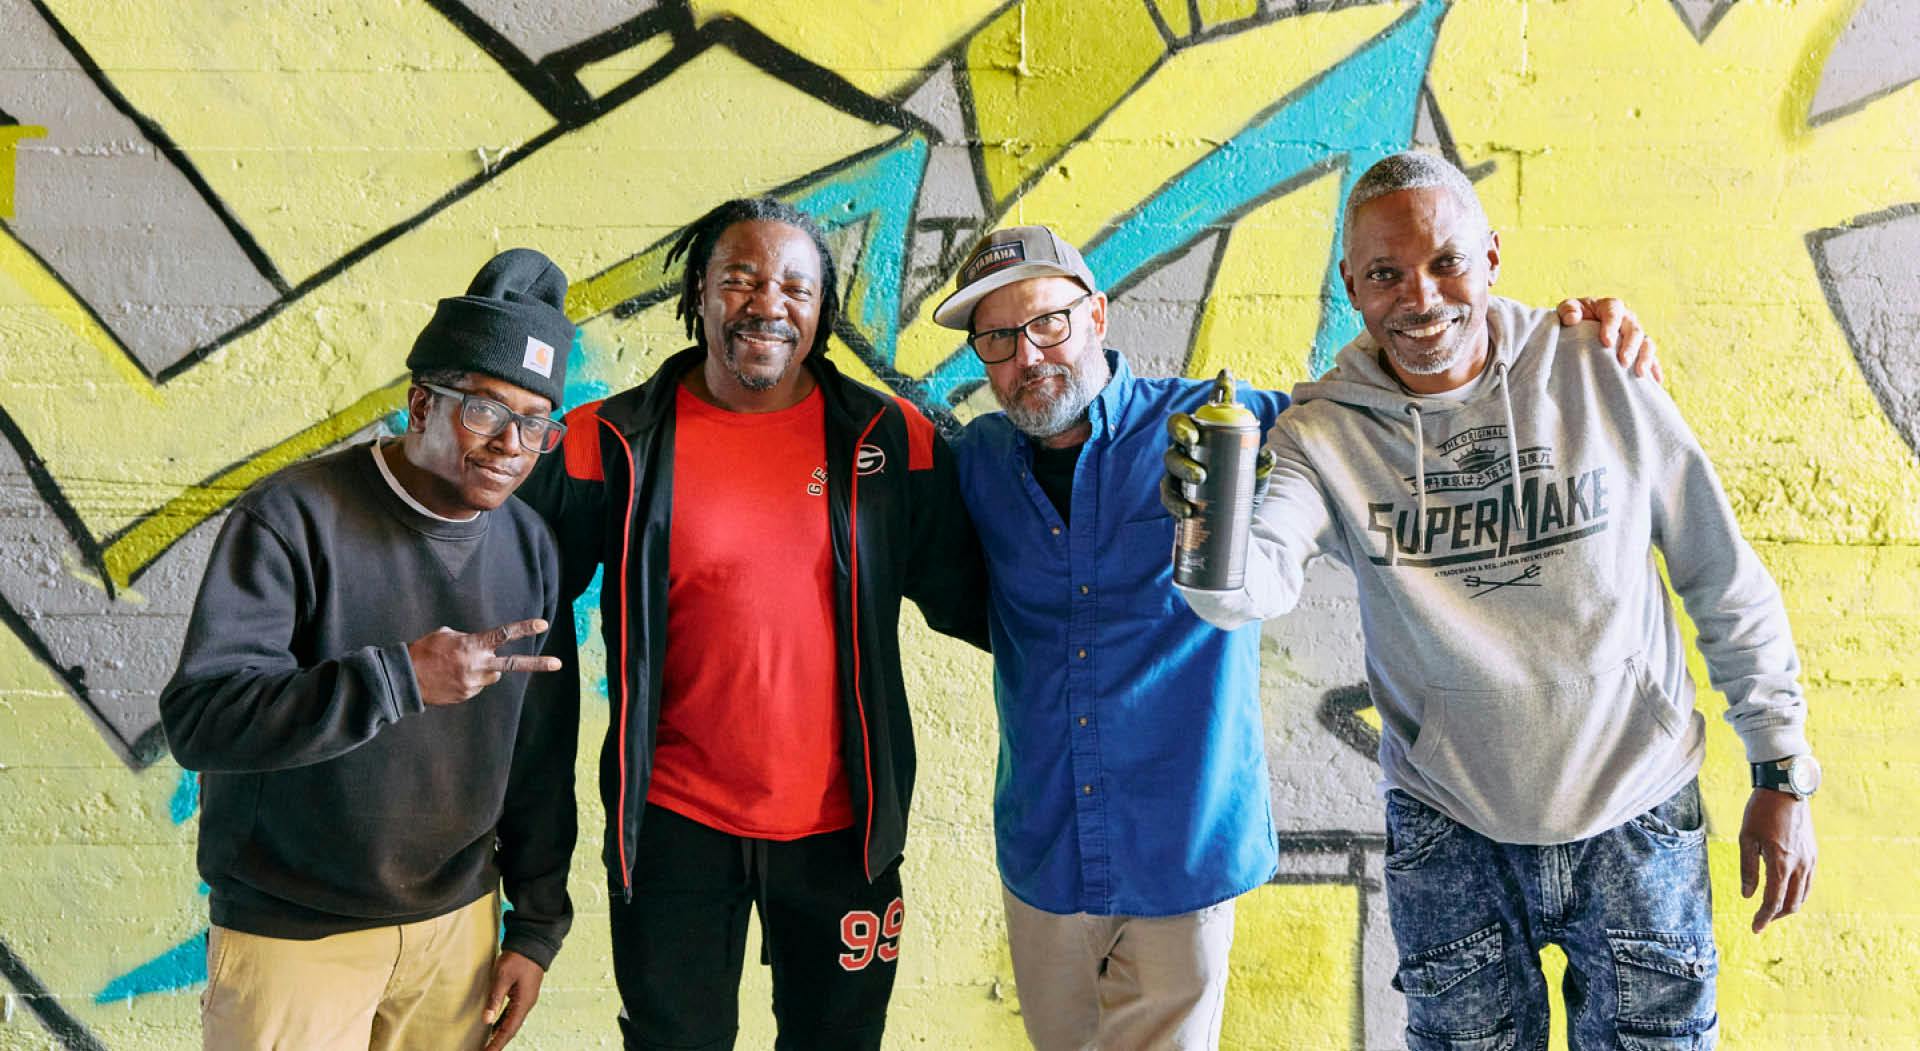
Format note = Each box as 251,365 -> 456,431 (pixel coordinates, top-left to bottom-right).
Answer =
1383,781 -> 1718,1051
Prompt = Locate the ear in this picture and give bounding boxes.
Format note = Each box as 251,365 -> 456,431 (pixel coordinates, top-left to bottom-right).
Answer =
1339,259 -> 1356,301
404,385 -> 435,433
1485,230 -> 1501,286
1086,291 -> 1109,344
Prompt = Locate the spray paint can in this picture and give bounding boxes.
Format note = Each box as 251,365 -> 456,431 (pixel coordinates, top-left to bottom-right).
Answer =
1173,370 -> 1260,591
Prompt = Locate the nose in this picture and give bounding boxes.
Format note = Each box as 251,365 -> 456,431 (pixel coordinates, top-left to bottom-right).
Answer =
1010,331 -> 1046,368
489,421 -> 526,455
748,279 -> 787,317
1406,269 -> 1441,312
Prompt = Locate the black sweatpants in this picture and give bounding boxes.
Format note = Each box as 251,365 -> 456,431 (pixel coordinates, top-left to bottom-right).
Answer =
611,803 -> 905,1051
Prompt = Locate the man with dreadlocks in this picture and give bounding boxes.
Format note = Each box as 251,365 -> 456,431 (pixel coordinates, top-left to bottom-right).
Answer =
518,197 -> 988,1050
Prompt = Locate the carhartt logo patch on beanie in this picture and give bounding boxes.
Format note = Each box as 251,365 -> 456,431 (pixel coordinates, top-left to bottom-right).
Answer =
407,248 -> 576,405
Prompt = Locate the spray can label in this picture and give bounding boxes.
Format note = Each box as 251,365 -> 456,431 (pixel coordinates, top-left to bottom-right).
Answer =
1173,372 -> 1260,591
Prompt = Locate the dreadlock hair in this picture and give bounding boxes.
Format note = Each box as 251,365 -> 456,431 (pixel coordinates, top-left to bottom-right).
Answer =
664,197 -> 841,357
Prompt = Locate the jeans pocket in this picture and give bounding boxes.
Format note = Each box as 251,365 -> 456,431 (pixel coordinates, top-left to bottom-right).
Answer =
1394,924 -> 1515,1051
1627,781 -> 1707,848
1608,930 -> 1718,1049
1385,791 -> 1457,872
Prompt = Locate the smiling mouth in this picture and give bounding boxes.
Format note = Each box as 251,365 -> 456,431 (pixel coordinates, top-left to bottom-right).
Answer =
472,461 -> 521,483
1394,316 -> 1458,340
731,331 -> 792,352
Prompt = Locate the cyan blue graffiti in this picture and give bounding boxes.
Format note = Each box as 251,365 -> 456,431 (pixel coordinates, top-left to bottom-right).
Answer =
791,134 -> 930,369
573,565 -> 607,702
171,768 -> 199,824
906,1 -> 1447,403
1083,0 -> 1445,376
96,929 -> 207,1004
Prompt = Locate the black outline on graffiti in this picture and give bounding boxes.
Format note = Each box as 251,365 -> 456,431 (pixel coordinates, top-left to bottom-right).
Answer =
20,0 -> 288,307
0,937 -> 110,1051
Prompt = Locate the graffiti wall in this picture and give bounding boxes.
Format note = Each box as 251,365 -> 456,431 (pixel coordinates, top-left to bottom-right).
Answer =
2,0 -> 1917,1046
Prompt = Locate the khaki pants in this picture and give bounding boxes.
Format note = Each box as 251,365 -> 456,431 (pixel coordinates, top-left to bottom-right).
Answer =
201,892 -> 498,1051
1002,884 -> 1237,1051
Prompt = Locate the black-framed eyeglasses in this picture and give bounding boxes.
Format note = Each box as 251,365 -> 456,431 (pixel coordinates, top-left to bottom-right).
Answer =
419,383 -> 566,454
967,293 -> 1092,365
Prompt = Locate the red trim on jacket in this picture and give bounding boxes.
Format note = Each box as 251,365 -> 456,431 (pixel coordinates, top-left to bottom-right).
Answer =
598,415 -> 639,896
847,408 -> 886,881
563,400 -> 608,482
890,396 -> 935,472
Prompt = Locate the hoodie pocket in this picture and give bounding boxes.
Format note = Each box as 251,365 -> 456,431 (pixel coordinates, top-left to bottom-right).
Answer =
1408,654 -> 1683,841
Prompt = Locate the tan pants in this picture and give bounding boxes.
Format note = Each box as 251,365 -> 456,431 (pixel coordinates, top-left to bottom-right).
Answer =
200,892 -> 498,1051
1003,884 -> 1237,1051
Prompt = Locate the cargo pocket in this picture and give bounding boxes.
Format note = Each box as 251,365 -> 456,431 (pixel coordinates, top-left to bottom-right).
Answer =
1393,924 -> 1515,1051
1608,930 -> 1718,1050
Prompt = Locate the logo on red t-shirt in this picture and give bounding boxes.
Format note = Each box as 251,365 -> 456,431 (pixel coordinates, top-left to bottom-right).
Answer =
807,466 -> 826,496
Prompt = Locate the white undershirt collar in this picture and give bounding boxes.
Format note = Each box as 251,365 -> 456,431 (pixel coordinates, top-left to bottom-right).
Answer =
372,442 -> 480,523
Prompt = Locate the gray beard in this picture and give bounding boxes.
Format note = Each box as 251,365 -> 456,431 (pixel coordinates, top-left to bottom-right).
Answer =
1390,338 -> 1471,376
1000,363 -> 1097,440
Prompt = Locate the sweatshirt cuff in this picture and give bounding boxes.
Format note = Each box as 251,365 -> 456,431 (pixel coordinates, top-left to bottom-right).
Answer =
500,925 -> 560,971
1740,724 -> 1812,765
377,642 -> 426,720
1174,582 -> 1258,630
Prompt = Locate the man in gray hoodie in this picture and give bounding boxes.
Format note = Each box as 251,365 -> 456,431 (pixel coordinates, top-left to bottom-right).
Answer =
1167,152 -> 1817,1050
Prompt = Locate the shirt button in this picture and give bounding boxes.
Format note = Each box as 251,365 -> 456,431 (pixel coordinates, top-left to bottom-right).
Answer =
1079,585 -> 1089,594
1078,716 -> 1088,727
1051,526 -> 1061,536
1077,648 -> 1087,659
1082,784 -> 1093,795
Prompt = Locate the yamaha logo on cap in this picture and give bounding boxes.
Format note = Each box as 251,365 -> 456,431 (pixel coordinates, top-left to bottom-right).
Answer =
963,241 -> 1026,285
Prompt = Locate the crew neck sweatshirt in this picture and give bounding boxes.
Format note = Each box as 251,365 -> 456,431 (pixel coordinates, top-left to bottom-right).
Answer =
159,444 -> 576,965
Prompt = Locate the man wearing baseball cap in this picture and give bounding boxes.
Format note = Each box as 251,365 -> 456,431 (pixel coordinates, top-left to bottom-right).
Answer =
934,224 -> 1657,1049
161,248 -> 580,1051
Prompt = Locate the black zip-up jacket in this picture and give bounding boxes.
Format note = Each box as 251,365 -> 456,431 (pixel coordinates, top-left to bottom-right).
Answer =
517,348 -> 989,895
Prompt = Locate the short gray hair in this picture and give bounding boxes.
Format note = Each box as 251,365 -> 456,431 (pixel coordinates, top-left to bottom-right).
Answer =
1341,152 -> 1489,256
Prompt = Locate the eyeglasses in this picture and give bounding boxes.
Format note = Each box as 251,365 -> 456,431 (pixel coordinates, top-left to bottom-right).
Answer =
419,383 -> 566,454
967,293 -> 1092,364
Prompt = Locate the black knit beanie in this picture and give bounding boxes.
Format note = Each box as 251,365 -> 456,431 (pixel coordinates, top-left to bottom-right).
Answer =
406,248 -> 575,406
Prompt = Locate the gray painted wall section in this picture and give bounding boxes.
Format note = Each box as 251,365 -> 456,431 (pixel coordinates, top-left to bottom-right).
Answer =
0,0 -> 280,377
459,0 -> 660,61
1809,0 -> 1920,126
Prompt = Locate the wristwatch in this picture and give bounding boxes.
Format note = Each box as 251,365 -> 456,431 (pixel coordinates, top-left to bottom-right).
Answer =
1751,754 -> 1821,800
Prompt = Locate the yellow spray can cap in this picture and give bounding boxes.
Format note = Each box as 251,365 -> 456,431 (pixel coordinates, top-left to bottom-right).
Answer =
1192,369 -> 1256,426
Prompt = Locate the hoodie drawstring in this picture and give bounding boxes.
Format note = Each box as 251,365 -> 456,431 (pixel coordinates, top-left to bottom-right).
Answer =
1404,403 -> 1426,528
1496,360 -> 1522,496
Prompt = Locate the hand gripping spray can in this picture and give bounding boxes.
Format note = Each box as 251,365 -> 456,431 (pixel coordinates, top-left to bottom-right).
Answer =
1173,370 -> 1260,590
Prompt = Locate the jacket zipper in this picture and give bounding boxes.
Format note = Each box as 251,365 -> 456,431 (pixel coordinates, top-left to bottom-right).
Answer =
847,408 -> 885,881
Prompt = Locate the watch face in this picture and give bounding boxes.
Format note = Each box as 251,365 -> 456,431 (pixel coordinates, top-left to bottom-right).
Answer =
1787,755 -> 1822,795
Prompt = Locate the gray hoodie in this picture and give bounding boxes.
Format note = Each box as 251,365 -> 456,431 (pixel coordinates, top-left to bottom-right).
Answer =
1179,297 -> 1809,844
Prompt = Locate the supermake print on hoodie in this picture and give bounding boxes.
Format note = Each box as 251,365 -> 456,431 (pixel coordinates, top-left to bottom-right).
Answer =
1179,297 -> 1809,845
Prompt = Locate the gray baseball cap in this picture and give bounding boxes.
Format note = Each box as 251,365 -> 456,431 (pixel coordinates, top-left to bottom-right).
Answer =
932,225 -> 1099,330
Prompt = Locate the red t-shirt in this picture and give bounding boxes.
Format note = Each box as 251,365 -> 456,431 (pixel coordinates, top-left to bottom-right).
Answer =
647,384 -> 852,839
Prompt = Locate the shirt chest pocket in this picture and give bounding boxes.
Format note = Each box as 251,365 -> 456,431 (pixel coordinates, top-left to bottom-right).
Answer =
1108,514 -> 1179,615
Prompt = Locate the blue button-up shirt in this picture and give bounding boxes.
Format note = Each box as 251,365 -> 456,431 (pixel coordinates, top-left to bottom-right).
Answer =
953,351 -> 1289,916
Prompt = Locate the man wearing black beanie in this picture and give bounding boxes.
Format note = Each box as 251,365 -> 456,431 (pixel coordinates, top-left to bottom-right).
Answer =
161,248 -> 580,1051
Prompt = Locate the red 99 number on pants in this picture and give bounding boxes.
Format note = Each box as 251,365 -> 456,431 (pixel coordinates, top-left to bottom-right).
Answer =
838,897 -> 904,971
